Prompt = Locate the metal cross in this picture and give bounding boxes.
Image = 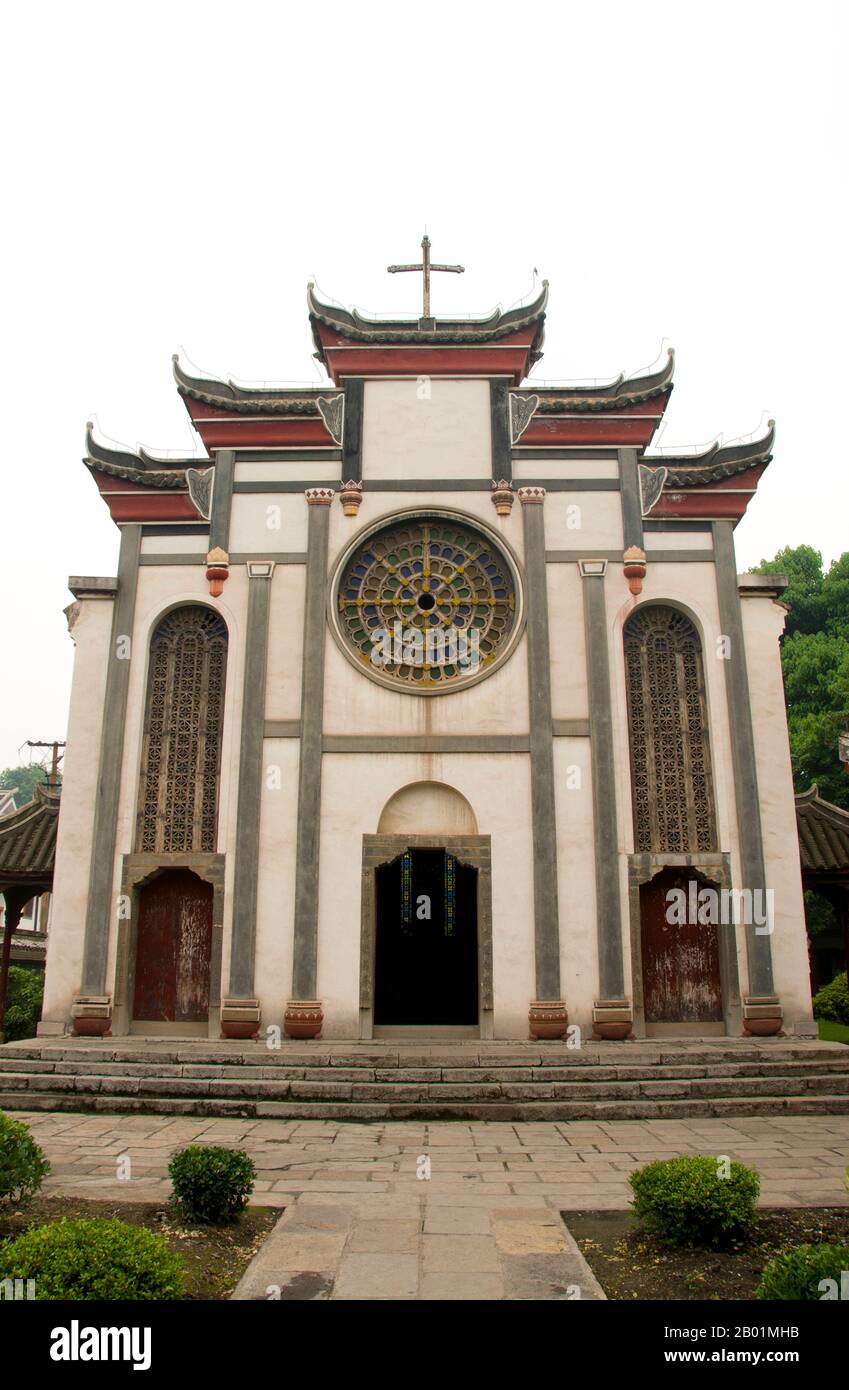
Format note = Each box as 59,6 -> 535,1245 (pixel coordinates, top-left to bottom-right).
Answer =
387,235 -> 464,319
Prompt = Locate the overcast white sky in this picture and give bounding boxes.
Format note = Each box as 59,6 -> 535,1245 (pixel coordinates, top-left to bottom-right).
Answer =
1,0 -> 846,773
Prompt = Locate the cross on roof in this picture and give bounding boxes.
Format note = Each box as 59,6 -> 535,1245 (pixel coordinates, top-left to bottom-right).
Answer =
387,234 -> 464,320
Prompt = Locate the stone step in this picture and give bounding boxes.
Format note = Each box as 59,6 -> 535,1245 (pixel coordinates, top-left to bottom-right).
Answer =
2,1039 -> 846,1121
3,1043 -> 846,1069
2,1088 -> 848,1122
1,1055 -> 847,1082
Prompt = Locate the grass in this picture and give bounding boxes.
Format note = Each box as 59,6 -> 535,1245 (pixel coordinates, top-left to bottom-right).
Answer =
0,1196 -> 278,1299
818,1019 -> 849,1045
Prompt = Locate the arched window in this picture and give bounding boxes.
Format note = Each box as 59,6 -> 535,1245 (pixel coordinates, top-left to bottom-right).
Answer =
623,605 -> 717,853
136,606 -> 228,853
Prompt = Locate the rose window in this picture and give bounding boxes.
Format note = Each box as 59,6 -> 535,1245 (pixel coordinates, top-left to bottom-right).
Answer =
333,514 -> 521,692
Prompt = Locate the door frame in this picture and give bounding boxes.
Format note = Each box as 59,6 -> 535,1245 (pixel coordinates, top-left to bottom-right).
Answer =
113,852 -> 225,1038
628,851 -> 743,1038
360,834 -> 493,1040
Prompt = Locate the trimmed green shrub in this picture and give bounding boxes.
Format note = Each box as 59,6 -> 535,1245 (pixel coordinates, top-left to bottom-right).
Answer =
168,1144 -> 256,1224
812,971 -> 849,1025
2,966 -> 43,1042
629,1155 -> 760,1248
0,1111 -> 50,1203
756,1242 -> 849,1300
0,1218 -> 184,1299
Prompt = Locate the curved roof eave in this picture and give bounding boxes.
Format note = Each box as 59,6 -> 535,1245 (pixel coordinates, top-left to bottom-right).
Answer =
523,348 -> 675,412
651,419 -> 775,487
84,423 -> 195,489
306,279 -> 549,345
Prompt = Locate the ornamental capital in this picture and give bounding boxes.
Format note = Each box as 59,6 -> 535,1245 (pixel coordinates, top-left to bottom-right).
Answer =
305,488 -> 335,506
517,486 -> 546,505
490,478 -> 514,516
339,480 -> 364,516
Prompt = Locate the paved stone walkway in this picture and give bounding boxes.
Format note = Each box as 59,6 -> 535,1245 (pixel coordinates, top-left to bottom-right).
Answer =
14,1111 -> 849,1300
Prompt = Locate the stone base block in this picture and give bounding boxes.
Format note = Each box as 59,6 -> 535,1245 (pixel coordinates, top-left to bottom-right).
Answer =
220,998 -> 261,1040
742,995 -> 783,1037
70,995 -> 112,1038
592,998 -> 634,1041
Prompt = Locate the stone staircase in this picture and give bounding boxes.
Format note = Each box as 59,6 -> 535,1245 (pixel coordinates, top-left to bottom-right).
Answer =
1,1037 -> 849,1121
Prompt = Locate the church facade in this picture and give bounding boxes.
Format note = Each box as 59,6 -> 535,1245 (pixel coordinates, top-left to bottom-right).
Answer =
40,270 -> 815,1043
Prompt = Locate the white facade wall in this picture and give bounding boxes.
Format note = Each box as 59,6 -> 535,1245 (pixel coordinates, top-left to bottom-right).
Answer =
45,375 -> 812,1037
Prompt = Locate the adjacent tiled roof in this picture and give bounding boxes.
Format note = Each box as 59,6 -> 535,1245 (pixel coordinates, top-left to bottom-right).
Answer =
0,782 -> 61,891
173,356 -> 332,416
647,420 -> 775,487
84,423 -> 198,489
796,785 -> 849,875
523,348 -> 675,412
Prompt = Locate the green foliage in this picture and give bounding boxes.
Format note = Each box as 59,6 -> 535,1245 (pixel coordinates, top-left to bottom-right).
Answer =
752,546 -> 849,809
0,1217 -> 184,1300
756,1242 -> 849,1300
0,1111 -> 50,1203
0,763 -> 54,804
812,971 -> 849,1024
629,1155 -> 760,1249
2,965 -> 43,1042
803,890 -> 837,940
168,1145 -> 256,1224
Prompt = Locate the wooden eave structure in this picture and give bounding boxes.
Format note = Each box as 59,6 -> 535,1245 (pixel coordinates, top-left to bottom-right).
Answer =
0,781 -> 61,900
796,785 -> 849,889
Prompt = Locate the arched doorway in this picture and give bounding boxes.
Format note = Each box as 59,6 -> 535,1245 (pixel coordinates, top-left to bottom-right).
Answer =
362,783 -> 492,1038
132,869 -> 213,1026
374,848 -> 479,1026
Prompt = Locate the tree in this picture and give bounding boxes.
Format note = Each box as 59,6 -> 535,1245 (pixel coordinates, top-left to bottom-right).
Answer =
752,547 -> 849,810
0,763 -> 53,808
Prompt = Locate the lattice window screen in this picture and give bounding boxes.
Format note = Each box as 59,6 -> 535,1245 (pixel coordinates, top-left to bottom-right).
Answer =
623,606 -> 717,853
136,606 -> 228,853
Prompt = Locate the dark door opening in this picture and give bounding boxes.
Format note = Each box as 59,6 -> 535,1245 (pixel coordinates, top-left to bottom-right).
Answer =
374,848 -> 478,1026
640,867 -> 723,1024
133,869 -> 212,1024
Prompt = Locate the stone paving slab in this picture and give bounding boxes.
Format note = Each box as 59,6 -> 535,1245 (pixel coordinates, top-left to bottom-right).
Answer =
12,1110 -> 849,1300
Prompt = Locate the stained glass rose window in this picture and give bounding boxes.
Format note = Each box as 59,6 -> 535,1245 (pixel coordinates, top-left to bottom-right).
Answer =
331,512 -> 522,693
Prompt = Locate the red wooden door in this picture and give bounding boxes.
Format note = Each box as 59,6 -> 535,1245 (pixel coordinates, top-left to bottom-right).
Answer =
133,870 -> 212,1023
640,868 -> 723,1023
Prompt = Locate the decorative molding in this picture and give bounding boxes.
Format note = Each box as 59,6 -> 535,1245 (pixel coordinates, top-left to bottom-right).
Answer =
639,463 -> 667,516
305,487 -> 335,506
622,544 -> 647,596
517,485 -> 546,505
509,392 -> 539,443
186,466 -> 215,520
316,393 -> 345,445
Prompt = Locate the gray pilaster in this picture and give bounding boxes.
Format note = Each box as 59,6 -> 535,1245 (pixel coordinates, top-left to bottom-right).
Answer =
518,490 -> 561,999
80,524 -> 142,994
490,380 -> 512,482
209,449 -> 235,553
341,380 -> 364,481
228,562 -> 274,998
712,521 -> 774,996
618,448 -> 643,550
291,495 -> 332,998
580,561 -> 625,997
